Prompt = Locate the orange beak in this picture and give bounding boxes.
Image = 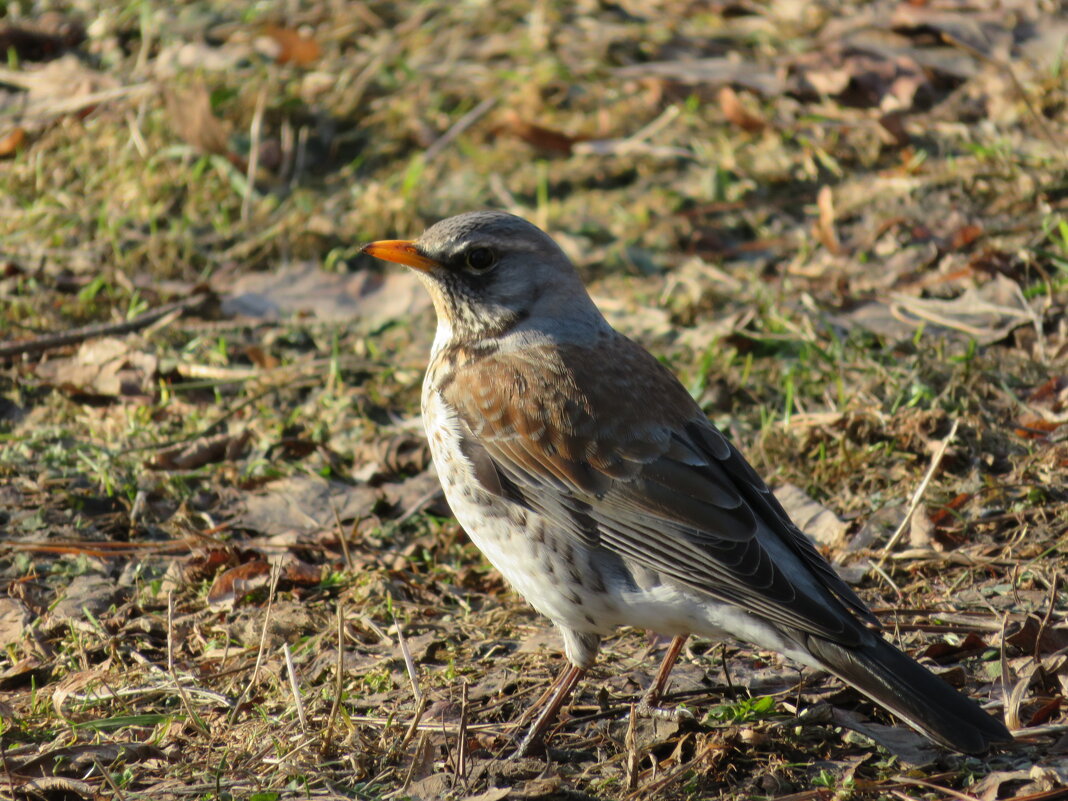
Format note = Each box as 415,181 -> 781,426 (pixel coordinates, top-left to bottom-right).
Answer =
360,240 -> 439,273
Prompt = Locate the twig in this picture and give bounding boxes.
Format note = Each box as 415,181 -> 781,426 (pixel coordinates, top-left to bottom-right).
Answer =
456,681 -> 469,781
867,558 -> 904,599
625,704 -> 639,791
290,125 -> 309,190
425,96 -> 497,162
878,419 -> 960,565
0,294 -> 210,359
167,592 -> 209,733
395,694 -> 430,755
323,600 -> 345,749
242,88 -> 266,223
330,504 -> 355,571
283,642 -> 307,733
624,737 -> 724,800
393,615 -> 422,702
93,758 -> 129,801
892,775 -> 980,801
229,564 -> 281,724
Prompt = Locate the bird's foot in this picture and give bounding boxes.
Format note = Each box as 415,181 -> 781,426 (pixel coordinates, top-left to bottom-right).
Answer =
635,695 -> 696,723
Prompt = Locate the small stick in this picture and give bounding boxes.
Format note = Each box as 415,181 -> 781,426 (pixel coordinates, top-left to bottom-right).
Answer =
324,600 -> 345,748
242,88 -> 266,223
425,96 -> 497,162
167,592 -> 208,733
393,615 -> 422,702
0,294 -> 209,360
456,681 -> 469,781
229,564 -> 281,724
625,703 -> 639,791
283,642 -> 307,732
878,419 -> 959,566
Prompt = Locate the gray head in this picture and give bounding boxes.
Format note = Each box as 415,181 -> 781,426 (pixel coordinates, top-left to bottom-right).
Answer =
362,211 -> 602,345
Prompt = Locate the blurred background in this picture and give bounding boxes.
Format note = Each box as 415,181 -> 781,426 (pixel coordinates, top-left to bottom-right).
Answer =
1,1 -> 1066,799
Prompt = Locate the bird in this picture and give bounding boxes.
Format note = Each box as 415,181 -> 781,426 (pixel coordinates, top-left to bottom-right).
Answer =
360,210 -> 1012,757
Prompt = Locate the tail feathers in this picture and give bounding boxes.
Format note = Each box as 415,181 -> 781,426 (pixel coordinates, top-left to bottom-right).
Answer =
805,633 -> 1012,754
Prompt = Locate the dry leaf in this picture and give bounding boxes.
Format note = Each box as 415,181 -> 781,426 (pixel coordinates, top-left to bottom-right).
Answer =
907,504 -> 937,549
0,598 -> 31,649
814,185 -> 841,255
773,482 -> 849,550
149,430 -> 251,470
1005,615 -> 1068,657
498,110 -> 580,154
352,433 -> 431,483
221,262 -> 431,328
922,631 -> 988,663
0,127 -> 26,158
261,24 -> 321,66
207,559 -> 271,609
35,337 -> 158,398
235,474 -> 382,536
165,84 -> 245,169
718,86 -> 765,132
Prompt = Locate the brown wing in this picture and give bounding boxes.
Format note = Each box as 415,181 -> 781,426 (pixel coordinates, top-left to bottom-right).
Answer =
441,333 -> 877,645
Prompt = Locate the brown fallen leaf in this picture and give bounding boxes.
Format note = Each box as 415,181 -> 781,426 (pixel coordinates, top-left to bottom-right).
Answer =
927,492 -> 971,527
165,84 -> 246,171
149,430 -> 251,470
922,631 -> 988,663
497,109 -> 581,154
352,432 -> 431,483
907,504 -> 937,549
1029,696 -> 1061,727
0,598 -> 31,649
887,273 -> 1039,345
772,483 -> 850,551
717,86 -> 765,132
1015,416 -> 1062,440
35,337 -> 158,398
950,223 -> 984,250
1005,615 -> 1068,657
235,474 -> 382,537
243,344 -> 279,369
262,24 -> 321,66
0,127 -> 26,158
221,261 -> 431,327
207,558 -> 272,609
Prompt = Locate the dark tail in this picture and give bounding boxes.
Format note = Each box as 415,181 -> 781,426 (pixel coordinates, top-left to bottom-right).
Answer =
804,632 -> 1012,754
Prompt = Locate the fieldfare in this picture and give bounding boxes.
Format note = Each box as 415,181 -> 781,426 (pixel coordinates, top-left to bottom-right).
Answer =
361,210 -> 1012,757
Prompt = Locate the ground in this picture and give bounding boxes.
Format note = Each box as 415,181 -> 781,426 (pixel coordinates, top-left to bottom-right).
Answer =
1,1 -> 1067,799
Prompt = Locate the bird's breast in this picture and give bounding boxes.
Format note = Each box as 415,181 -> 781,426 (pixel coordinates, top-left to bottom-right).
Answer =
421,385 -> 622,634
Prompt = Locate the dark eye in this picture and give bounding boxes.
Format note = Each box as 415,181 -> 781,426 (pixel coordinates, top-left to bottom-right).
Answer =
464,247 -> 497,273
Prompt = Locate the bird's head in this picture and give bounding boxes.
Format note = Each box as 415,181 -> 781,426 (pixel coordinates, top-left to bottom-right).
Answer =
361,210 -> 602,347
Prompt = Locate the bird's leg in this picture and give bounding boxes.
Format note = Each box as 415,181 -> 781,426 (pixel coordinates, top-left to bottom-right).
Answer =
510,662 -> 573,733
636,634 -> 694,721
512,664 -> 585,758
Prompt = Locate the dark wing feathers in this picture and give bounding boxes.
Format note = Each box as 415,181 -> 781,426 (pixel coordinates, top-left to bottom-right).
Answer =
444,336 -> 876,643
